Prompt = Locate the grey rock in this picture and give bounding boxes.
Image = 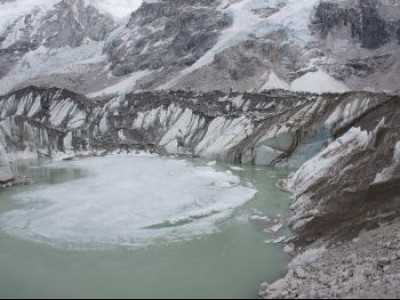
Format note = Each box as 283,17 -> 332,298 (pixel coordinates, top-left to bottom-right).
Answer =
378,257 -> 392,266
295,266 -> 307,279
363,268 -> 373,277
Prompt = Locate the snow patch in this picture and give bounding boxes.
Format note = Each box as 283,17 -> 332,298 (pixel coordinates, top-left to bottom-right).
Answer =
260,71 -> 290,91
88,69 -> 152,97
0,0 -> 59,34
291,70 -> 350,94
84,0 -> 144,19
161,0 -> 320,89
0,40 -> 106,96
289,247 -> 326,268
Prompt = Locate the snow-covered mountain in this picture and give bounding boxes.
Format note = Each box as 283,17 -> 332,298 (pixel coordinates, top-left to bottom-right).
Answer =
0,0 -> 399,97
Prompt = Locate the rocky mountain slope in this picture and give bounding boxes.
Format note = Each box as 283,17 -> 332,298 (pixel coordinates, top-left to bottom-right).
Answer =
0,0 -> 399,97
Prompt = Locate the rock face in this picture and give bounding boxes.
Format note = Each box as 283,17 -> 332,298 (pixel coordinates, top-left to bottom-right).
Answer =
311,0 -> 400,92
0,145 -> 13,183
105,0 -> 232,79
313,0 -> 397,49
0,0 -> 399,96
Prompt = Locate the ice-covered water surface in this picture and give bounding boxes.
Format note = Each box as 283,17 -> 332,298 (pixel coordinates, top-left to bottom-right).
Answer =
0,158 -> 291,299
0,156 -> 257,248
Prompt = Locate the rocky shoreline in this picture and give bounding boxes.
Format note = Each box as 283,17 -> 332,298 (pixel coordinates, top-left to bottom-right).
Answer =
0,177 -> 32,189
260,218 -> 400,299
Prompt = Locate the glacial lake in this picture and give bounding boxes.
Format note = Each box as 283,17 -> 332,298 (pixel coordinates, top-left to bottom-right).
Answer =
0,155 -> 290,299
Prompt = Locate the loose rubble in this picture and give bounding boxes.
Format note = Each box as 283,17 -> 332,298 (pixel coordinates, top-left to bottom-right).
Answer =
260,219 -> 400,299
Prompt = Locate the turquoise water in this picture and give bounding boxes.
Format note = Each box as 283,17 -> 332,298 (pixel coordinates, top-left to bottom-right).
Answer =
0,157 -> 290,299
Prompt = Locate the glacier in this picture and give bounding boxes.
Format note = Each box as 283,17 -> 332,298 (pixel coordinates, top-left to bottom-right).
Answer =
0,87 -> 394,170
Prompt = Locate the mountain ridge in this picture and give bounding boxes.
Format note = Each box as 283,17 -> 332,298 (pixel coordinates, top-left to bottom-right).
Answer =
0,0 -> 399,97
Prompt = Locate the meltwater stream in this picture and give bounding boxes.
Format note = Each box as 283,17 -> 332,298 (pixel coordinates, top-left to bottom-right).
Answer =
0,155 -> 290,299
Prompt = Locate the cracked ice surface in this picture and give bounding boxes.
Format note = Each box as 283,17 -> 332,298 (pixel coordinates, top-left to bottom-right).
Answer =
0,156 -> 257,249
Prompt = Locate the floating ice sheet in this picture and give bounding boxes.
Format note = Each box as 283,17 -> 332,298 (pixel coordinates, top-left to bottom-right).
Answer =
0,156 -> 257,249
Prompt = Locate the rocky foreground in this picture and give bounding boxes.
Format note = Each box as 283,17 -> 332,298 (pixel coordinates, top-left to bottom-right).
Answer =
260,218 -> 400,299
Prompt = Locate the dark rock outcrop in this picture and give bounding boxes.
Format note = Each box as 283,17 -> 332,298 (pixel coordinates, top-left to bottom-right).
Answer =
312,0 -> 397,49
106,0 -> 232,78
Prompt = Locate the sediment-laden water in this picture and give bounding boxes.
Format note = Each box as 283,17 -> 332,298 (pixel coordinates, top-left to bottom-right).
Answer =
0,156 -> 290,299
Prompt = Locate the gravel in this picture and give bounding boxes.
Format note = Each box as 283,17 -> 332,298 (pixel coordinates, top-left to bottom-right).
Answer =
260,218 -> 400,299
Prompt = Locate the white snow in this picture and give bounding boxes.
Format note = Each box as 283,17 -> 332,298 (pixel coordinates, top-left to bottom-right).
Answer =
270,223 -> 283,233
260,71 -> 290,91
195,116 -> 254,158
0,40 -> 106,96
394,142 -> 400,164
207,161 -> 217,167
195,0 -> 319,71
84,0 -> 144,20
289,247 -> 326,268
0,0 -> 143,34
0,156 -> 257,248
291,70 -> 350,94
0,0 -> 145,95
88,69 -> 152,97
1,14 -> 26,48
373,141 -> 400,184
325,96 -> 376,129
230,166 -> 244,171
160,0 -> 321,89
0,0 -> 59,34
